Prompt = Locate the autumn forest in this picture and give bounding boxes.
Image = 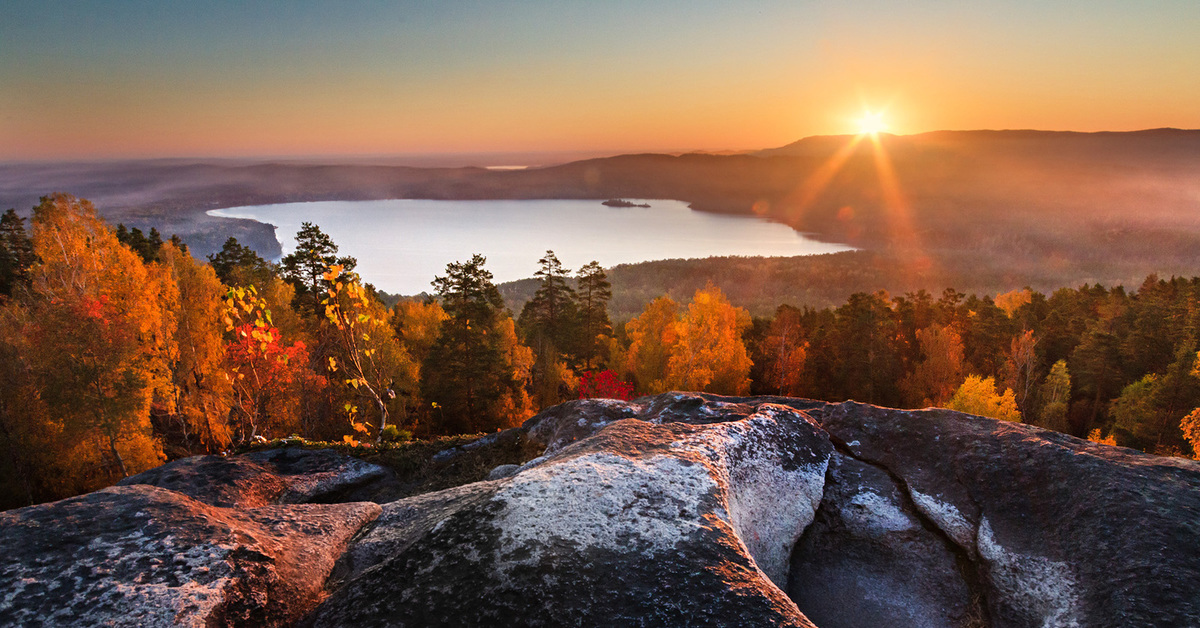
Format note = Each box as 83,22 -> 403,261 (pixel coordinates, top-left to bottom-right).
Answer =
2,193 -> 1199,509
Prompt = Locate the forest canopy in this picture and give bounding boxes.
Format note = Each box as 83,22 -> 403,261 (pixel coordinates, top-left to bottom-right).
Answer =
2,194 -> 1200,510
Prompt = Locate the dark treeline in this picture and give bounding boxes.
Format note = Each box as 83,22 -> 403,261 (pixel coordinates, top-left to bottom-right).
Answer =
739,282 -> 1200,459
2,194 -> 1199,510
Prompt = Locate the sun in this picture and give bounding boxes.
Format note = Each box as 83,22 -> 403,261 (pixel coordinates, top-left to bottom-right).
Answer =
856,111 -> 888,136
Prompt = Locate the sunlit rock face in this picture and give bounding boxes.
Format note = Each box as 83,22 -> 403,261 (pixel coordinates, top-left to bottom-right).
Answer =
309,398 -> 830,627
2,393 -> 1198,627
0,485 -> 380,627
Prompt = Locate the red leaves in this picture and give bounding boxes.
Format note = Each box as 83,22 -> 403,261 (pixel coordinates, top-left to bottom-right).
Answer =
224,323 -> 309,387
80,295 -> 110,321
577,369 -> 635,401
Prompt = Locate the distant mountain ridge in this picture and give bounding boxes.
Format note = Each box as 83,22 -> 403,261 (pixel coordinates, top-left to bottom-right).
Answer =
3,128 -> 1200,309
758,127 -> 1200,157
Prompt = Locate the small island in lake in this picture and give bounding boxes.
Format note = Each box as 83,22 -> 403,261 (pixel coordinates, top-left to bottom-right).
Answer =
602,199 -> 651,208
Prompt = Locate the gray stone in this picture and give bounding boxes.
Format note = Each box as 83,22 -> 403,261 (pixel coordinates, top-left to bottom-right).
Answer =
4,393 -> 1198,627
118,447 -> 390,507
811,401 -> 1200,627
307,402 -> 833,627
487,463 -> 520,479
0,484 -> 379,627
789,454 -> 981,627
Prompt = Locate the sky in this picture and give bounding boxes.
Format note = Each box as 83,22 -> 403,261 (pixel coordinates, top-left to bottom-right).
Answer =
2,1 -> 1199,161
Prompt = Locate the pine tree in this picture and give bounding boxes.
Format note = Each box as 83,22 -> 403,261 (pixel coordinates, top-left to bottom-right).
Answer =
114,225 -> 163,264
279,222 -> 356,317
207,236 -> 275,287
0,209 -> 37,298
423,255 -> 528,433
519,251 -> 579,406
575,261 -> 612,369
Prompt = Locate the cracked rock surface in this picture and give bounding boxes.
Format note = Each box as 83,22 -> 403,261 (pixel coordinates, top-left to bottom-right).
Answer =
2,393 -> 1198,627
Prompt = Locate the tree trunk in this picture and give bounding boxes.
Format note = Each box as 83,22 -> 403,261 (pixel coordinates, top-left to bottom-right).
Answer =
375,396 -> 388,444
107,432 -> 129,478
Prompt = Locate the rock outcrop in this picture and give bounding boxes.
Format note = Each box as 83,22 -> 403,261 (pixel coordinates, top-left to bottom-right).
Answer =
2,393 -> 1197,627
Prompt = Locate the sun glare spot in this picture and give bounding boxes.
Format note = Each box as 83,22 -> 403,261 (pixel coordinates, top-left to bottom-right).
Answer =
856,111 -> 888,136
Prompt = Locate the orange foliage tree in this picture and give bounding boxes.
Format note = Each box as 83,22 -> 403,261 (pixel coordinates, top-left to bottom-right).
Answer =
947,375 -> 1021,422
157,241 -> 233,453
623,296 -> 680,394
666,285 -> 753,394
22,194 -> 169,482
901,324 -> 965,407
760,306 -> 809,396
623,287 -> 753,395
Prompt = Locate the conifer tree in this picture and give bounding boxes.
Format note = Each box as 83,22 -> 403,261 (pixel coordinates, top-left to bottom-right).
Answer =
0,209 -> 36,298
280,222 -> 356,317
575,261 -> 613,369
519,251 -> 579,406
208,236 -> 275,287
424,255 -> 529,433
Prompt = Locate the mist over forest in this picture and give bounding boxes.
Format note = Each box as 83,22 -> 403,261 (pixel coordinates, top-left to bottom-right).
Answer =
5,128 -> 1199,314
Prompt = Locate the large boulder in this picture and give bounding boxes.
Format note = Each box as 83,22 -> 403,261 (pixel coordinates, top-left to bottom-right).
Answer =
0,485 -> 379,627
810,401 -> 1200,627
308,402 -> 833,626
117,447 -> 390,507
2,393 -> 1198,627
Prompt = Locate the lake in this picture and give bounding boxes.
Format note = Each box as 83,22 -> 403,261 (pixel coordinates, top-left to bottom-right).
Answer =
208,199 -> 851,295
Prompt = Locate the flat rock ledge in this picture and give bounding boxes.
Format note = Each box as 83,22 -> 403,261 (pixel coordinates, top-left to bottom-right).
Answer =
2,393 -> 1198,627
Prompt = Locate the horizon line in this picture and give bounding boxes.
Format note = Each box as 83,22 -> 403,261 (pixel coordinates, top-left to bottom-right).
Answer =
3,127 -> 1198,167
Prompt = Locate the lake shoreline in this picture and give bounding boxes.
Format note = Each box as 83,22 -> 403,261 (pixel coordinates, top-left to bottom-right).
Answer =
207,198 -> 852,295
